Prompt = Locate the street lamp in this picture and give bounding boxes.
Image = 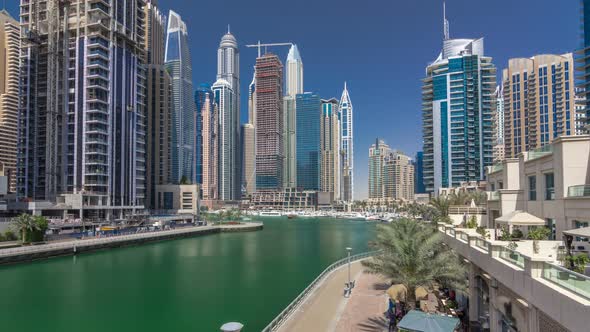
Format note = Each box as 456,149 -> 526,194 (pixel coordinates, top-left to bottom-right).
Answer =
346,247 -> 352,288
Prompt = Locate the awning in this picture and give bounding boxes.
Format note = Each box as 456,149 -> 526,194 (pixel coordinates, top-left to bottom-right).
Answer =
563,226 -> 590,238
397,310 -> 460,332
495,211 -> 545,226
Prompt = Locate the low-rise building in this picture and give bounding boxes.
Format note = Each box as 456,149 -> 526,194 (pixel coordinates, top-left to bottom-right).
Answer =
250,189 -> 317,210
154,184 -> 200,216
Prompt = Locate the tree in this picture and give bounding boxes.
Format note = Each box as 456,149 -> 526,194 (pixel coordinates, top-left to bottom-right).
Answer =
179,176 -> 190,185
430,196 -> 450,222
11,214 -> 41,243
362,219 -> 467,308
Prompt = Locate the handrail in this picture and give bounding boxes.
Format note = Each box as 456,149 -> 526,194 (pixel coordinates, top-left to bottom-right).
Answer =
261,250 -> 381,332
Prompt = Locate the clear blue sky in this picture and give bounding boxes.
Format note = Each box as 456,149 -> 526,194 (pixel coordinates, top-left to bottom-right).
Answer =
6,0 -> 579,199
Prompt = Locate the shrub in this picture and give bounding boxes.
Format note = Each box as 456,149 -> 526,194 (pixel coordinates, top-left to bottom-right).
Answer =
511,229 -> 523,239
465,215 -> 477,229
4,231 -> 17,241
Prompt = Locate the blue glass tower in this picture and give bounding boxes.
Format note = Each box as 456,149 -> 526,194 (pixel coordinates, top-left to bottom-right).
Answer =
165,10 -> 196,183
579,0 -> 590,132
296,93 -> 321,190
414,151 -> 425,194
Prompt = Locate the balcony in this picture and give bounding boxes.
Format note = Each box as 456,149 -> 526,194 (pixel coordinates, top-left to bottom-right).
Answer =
568,185 -> 590,198
526,145 -> 553,161
488,191 -> 500,201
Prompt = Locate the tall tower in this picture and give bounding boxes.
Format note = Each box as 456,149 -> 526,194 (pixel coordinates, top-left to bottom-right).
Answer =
502,54 -> 575,158
216,29 -> 241,200
19,0 -> 147,216
165,10 -> 195,184
493,85 -> 505,163
320,98 -> 341,200
0,10 -> 19,193
578,0 -> 590,133
422,4 -> 496,193
255,54 -> 284,190
283,44 -> 303,188
145,2 -> 172,209
242,70 -> 256,195
296,93 -> 321,190
197,84 -> 218,201
368,139 -> 390,200
339,83 -> 354,202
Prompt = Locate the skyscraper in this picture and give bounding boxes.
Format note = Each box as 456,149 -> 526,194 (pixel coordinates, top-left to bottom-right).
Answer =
19,0 -> 146,215
198,85 -> 219,201
502,54 -> 575,158
0,10 -> 19,193
339,83 -> 354,202
145,2 -> 172,209
384,151 -> 415,201
414,151 -> 426,194
255,54 -> 284,190
578,0 -> 590,133
296,93 -> 321,190
242,70 -> 256,195
212,79 -> 239,201
165,10 -> 195,183
493,85 -> 505,162
320,98 -> 341,200
422,6 -> 496,193
283,44 -> 303,188
368,139 -> 389,200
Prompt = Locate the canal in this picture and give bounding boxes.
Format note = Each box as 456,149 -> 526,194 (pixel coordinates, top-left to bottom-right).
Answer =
0,217 -> 375,331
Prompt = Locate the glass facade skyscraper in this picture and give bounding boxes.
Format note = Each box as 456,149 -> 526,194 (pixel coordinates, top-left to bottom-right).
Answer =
578,0 -> 590,133
296,93 -> 320,190
422,37 -> 496,193
339,83 -> 354,202
165,10 -> 195,184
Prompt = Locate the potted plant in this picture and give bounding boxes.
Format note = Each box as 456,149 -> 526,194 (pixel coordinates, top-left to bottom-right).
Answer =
499,227 -> 512,241
476,226 -> 490,239
527,227 -> 551,254
465,215 -> 478,229
511,229 -> 523,240
507,241 -> 519,260
567,254 -> 590,280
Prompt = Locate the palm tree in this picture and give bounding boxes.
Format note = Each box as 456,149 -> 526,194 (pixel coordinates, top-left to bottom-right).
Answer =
470,191 -> 487,206
11,214 -> 39,243
430,196 -> 450,221
362,219 -> 467,308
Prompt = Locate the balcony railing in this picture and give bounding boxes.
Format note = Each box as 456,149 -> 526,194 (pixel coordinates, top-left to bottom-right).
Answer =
526,145 -> 553,161
499,247 -> 525,268
568,185 -> 590,198
488,164 -> 504,174
475,238 -> 488,252
488,191 -> 500,201
542,263 -> 590,300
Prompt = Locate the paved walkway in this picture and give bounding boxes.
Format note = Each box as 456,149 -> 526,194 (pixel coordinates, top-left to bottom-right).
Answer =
278,261 -> 390,332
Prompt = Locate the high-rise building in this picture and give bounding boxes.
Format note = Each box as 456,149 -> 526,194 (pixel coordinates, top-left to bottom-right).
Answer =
503,54 -> 575,158
216,29 -> 241,200
368,139 -> 390,200
198,85 -> 219,201
414,151 -> 426,194
145,2 -> 172,209
255,54 -> 284,190
212,79 -> 239,201
422,6 -> 496,193
575,88 -> 587,135
296,93 -> 321,190
242,70 -> 256,195
165,10 -> 195,183
339,83 -> 354,202
493,85 -> 505,162
0,11 -> 19,193
384,151 -> 415,201
283,45 -> 303,188
19,0 -> 147,217
578,0 -> 590,133
320,98 -> 341,200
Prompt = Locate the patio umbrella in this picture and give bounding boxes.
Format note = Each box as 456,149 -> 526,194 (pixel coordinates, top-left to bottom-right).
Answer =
398,310 -> 460,332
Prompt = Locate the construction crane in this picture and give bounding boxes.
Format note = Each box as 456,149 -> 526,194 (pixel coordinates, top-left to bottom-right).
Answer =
245,41 -> 293,58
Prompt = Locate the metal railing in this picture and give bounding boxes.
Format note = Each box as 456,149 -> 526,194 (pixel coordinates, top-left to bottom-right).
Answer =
448,206 -> 487,215
568,185 -> 590,198
261,251 -> 380,332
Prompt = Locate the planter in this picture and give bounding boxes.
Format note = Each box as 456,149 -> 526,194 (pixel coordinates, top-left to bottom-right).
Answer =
574,274 -> 586,281
509,253 -> 519,261
558,271 -> 570,280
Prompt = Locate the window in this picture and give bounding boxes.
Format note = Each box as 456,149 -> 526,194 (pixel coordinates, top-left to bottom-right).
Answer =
545,218 -> 556,240
498,181 -> 504,190
574,221 -> 589,242
528,176 -> 537,201
545,173 -> 555,200
490,183 -> 496,191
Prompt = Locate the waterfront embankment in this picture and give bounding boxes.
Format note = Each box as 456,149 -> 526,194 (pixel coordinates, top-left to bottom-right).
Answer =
0,222 -> 263,265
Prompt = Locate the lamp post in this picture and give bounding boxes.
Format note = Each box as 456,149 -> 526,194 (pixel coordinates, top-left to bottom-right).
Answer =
346,247 -> 352,287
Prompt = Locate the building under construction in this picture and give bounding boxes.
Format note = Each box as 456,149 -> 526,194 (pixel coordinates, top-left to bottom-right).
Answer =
255,53 -> 283,190
17,0 -> 147,220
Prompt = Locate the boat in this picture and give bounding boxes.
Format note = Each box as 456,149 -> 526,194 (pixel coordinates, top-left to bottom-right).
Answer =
258,211 -> 283,217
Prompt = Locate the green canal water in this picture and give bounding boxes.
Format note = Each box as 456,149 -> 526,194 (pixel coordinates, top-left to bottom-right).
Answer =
0,217 -> 375,331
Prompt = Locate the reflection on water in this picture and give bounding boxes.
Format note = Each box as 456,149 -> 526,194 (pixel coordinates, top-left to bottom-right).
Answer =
0,217 -> 374,332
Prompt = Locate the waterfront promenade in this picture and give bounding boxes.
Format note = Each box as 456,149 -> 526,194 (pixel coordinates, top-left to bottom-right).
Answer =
278,260 -> 388,332
0,222 -> 263,265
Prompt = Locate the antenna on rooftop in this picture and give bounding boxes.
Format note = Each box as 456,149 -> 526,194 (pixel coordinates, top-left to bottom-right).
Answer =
443,1 -> 450,40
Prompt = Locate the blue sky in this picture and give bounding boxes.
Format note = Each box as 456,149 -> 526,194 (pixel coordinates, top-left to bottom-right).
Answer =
6,0 -> 579,199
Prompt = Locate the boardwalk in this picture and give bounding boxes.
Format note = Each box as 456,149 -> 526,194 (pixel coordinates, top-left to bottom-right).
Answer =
278,261 -> 389,332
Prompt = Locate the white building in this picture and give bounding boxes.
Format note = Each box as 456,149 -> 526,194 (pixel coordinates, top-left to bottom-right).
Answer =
339,83 -> 354,202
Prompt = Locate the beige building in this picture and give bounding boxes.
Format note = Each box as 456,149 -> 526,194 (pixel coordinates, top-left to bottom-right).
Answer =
0,11 -> 19,193
320,99 -> 340,200
202,93 -> 219,201
155,184 -> 199,216
145,2 -> 172,209
384,151 -> 415,201
503,54 -> 575,158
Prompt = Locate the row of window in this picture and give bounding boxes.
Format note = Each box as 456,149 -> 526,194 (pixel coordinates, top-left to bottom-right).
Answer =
528,173 -> 555,201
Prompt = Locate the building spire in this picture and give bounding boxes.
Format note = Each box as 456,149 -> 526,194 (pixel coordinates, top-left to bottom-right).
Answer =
344,81 -> 347,91
227,24 -> 231,34
443,1 -> 450,40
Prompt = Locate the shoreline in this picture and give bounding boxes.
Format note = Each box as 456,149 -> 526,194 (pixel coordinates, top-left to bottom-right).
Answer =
0,222 -> 263,266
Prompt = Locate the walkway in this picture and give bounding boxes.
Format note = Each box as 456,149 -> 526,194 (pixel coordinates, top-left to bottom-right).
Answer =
278,261 -> 389,332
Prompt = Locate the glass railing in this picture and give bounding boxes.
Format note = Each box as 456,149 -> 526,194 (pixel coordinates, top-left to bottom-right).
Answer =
475,238 -> 488,252
488,164 -> 504,174
568,185 -> 590,198
542,263 -> 590,300
527,145 -> 553,161
499,247 -> 525,268
488,191 -> 500,201
448,229 -> 456,237
459,232 -> 469,242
